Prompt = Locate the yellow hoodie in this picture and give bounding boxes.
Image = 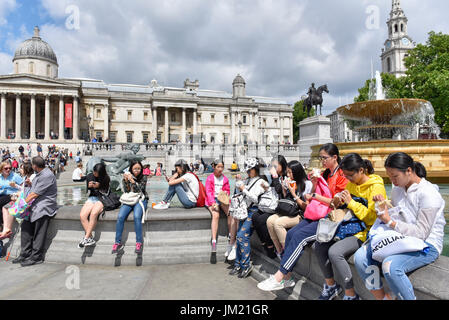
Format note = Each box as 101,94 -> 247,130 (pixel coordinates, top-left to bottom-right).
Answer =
346,174 -> 387,242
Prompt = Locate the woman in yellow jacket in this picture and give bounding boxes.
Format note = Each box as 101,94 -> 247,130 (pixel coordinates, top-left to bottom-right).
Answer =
314,153 -> 387,300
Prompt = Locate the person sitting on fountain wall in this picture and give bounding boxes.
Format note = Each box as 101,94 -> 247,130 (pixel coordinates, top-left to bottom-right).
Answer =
266,157 -> 310,260
78,163 -> 110,249
72,163 -> 86,182
153,159 -> 199,210
205,159 -> 231,264
112,160 -> 148,255
305,143 -> 348,206
313,153 -> 386,300
0,161 -> 34,241
354,152 -> 446,300
229,158 -> 268,279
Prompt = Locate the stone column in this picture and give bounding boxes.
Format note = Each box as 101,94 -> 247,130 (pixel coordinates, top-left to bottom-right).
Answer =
193,109 -> 197,135
249,112 -> 253,142
73,96 -> 79,141
280,114 -> 284,144
164,107 -> 169,143
59,95 -> 64,140
15,94 -> 21,140
231,111 -> 235,144
255,112 -> 259,144
103,104 -> 109,140
30,94 -> 36,140
1,93 -> 6,139
290,116 -> 294,144
151,107 -> 157,141
44,95 -> 50,140
182,107 -> 186,143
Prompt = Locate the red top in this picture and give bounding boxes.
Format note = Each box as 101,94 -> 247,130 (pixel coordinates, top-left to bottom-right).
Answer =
324,167 -> 348,197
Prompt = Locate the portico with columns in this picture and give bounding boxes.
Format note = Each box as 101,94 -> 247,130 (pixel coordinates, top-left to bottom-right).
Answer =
0,27 -> 294,145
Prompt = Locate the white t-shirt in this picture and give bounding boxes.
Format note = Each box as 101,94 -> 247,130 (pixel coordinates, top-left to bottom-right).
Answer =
72,168 -> 83,180
182,173 -> 199,203
214,175 -> 224,198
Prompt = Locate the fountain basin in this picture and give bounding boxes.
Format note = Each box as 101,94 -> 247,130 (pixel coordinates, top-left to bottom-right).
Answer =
310,139 -> 449,183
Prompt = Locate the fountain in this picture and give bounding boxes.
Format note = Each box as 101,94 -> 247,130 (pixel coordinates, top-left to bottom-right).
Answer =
310,72 -> 449,183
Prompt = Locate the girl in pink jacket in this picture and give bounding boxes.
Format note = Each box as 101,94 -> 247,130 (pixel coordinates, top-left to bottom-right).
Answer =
205,159 -> 230,263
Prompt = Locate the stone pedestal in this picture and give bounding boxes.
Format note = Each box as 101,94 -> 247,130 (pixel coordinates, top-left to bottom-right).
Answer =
298,115 -> 332,166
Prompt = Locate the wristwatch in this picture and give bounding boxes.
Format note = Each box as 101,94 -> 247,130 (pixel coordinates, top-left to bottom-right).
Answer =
312,193 -> 316,198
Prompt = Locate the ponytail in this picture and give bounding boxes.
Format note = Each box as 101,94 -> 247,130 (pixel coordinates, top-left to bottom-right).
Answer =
340,153 -> 375,175
413,162 -> 427,179
363,159 -> 374,175
385,152 -> 427,178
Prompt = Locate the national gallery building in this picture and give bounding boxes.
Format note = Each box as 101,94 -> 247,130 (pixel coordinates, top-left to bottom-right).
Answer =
0,27 -> 294,145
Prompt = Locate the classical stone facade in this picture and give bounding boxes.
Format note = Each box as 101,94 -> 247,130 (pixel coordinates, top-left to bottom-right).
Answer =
328,110 -> 354,143
0,27 -> 294,144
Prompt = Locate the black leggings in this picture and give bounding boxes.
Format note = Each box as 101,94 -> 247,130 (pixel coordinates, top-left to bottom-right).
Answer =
252,211 -> 274,247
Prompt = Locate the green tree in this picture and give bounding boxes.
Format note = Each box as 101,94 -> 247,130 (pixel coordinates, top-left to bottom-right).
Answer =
355,31 -> 449,138
293,100 -> 315,143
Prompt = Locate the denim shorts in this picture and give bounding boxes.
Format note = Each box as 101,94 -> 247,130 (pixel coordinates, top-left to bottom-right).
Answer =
86,196 -> 100,204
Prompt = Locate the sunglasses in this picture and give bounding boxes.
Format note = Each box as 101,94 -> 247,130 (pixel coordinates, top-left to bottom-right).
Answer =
3,168 -> 12,171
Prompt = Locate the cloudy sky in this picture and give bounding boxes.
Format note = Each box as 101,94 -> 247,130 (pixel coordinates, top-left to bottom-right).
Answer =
0,0 -> 448,114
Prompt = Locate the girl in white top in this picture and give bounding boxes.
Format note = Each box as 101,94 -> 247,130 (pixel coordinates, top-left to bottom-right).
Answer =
229,158 -> 268,279
354,152 -> 446,300
154,159 -> 198,210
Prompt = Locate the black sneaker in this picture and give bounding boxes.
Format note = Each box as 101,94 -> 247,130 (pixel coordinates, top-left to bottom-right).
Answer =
77,238 -> 86,249
84,237 -> 96,247
20,259 -> 44,267
238,263 -> 254,278
229,266 -> 242,276
12,256 -> 28,264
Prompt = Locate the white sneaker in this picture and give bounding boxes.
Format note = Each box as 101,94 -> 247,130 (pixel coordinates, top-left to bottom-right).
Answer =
257,275 -> 287,292
153,201 -> 170,210
227,245 -> 237,261
283,277 -> 296,288
224,243 -> 233,258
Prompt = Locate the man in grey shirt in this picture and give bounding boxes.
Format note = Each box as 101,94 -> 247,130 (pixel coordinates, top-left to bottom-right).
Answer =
13,156 -> 58,267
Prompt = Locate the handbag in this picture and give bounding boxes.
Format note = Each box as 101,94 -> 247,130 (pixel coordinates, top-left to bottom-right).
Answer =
8,185 -> 34,222
276,198 -> 302,217
370,230 -> 428,262
304,176 -> 332,221
217,190 -> 230,205
229,178 -> 261,220
120,192 -> 143,206
119,181 -> 147,223
98,188 -> 121,211
258,187 -> 279,214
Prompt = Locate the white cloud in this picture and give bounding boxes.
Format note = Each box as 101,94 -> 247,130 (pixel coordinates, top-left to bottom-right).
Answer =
0,0 -> 16,26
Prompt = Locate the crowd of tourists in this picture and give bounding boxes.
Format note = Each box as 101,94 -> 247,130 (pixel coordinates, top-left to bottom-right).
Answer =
0,142 -> 446,300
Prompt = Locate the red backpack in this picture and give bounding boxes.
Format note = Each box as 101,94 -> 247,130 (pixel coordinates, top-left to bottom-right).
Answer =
188,172 -> 206,207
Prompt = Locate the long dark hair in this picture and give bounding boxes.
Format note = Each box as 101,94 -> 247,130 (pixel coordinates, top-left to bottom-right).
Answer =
320,143 -> 342,180
175,162 -> 191,177
128,160 -> 144,181
93,163 -> 110,191
340,153 -> 374,175
271,155 -> 288,177
287,160 -> 307,194
384,152 -> 427,178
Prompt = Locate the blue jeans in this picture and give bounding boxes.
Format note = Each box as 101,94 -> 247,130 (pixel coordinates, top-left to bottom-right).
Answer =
115,200 -> 147,244
354,240 -> 439,300
235,207 -> 258,270
162,184 -> 196,209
